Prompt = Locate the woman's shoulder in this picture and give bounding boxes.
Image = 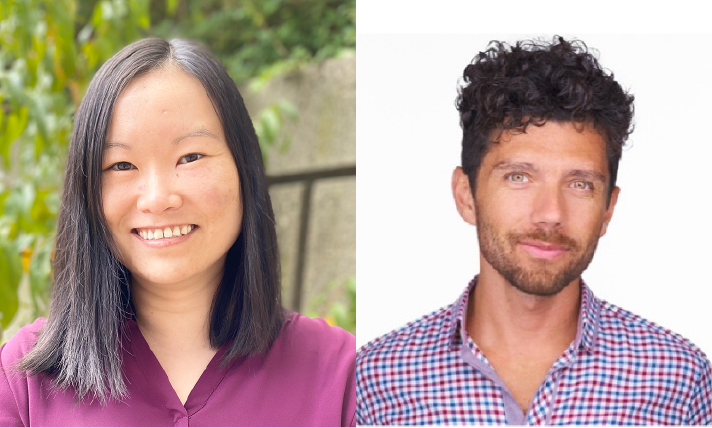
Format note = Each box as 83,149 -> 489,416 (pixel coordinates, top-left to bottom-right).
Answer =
1,318 -> 47,365
1,318 -> 48,426
279,312 -> 354,351
280,312 -> 354,346
269,313 -> 355,426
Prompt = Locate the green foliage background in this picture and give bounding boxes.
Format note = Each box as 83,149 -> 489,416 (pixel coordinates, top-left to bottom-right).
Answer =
0,0 -> 355,341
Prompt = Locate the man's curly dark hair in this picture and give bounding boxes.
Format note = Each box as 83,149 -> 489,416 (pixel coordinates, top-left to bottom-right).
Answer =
456,36 -> 634,202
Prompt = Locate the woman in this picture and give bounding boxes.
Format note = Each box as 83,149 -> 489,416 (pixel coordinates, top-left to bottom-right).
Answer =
0,38 -> 355,426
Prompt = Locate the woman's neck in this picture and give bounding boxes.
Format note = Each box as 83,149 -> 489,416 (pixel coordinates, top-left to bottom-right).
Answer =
130,270 -> 222,352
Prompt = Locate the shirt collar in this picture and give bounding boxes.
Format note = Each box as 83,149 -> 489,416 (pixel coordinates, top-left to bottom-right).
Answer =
449,275 -> 601,355
576,279 -> 600,354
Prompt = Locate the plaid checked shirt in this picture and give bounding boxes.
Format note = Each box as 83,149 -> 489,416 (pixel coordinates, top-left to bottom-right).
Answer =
356,277 -> 712,425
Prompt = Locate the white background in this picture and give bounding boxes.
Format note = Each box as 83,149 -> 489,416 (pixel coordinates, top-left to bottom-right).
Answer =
356,25 -> 712,355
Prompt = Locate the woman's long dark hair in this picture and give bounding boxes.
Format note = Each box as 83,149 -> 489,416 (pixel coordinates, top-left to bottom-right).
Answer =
17,38 -> 284,402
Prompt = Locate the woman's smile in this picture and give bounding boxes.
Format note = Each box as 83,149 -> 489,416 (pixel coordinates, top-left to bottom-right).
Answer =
134,224 -> 197,240
130,224 -> 200,249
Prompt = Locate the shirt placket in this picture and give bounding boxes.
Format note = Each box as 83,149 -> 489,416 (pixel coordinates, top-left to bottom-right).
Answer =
526,347 -> 577,425
460,334 -> 524,424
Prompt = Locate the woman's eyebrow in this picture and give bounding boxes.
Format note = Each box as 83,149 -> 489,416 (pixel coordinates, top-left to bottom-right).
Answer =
171,128 -> 221,145
105,141 -> 131,150
105,128 -> 221,151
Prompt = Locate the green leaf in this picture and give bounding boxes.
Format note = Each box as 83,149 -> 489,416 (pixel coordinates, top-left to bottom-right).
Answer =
34,129 -> 46,159
0,193 -> 7,217
82,42 -> 99,69
128,0 -> 150,29
1,106 -> 29,167
330,302 -> 346,323
166,0 -> 180,16
0,96 -> 4,136
18,183 -> 36,216
260,106 -> 280,146
28,236 -> 53,314
28,190 -> 52,233
277,99 -> 298,120
0,239 -> 21,329
91,1 -> 103,28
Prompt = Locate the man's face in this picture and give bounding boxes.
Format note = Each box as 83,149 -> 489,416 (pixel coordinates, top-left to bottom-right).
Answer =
453,121 -> 619,296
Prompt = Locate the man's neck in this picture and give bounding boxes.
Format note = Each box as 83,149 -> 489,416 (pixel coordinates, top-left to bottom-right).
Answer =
467,264 -> 581,356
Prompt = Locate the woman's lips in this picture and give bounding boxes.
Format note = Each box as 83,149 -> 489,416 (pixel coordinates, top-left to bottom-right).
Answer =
132,225 -> 198,248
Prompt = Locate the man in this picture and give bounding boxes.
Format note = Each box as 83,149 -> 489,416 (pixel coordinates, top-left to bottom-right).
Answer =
356,37 -> 712,425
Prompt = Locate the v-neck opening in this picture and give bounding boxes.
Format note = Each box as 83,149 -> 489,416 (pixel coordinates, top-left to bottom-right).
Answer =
125,319 -> 238,416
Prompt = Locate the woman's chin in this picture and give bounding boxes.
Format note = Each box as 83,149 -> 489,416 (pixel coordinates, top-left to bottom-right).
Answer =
130,271 -> 191,288
125,258 -> 226,290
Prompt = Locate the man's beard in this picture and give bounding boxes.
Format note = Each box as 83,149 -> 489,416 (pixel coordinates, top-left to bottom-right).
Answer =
475,209 -> 600,297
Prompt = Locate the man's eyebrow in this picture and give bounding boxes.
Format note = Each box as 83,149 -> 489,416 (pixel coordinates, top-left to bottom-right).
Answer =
492,161 -> 538,172
568,169 -> 607,183
172,128 -> 221,145
492,161 -> 607,183
104,128 -> 221,151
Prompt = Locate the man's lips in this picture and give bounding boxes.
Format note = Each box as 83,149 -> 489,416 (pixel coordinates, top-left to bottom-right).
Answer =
518,240 -> 570,259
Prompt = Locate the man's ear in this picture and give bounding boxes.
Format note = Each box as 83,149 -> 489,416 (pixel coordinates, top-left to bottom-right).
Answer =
452,167 -> 477,226
599,186 -> 620,237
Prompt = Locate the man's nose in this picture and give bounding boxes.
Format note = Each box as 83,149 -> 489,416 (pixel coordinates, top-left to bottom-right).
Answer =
135,170 -> 182,214
531,183 -> 564,229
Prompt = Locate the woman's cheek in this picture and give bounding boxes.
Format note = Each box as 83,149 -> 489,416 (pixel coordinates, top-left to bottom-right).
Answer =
102,180 -> 129,229
195,167 -> 242,236
191,161 -> 240,207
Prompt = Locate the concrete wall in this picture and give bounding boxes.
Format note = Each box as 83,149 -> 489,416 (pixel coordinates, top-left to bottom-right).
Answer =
241,56 -> 356,314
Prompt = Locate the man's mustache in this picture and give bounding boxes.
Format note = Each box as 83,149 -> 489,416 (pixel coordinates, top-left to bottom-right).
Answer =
508,229 -> 579,250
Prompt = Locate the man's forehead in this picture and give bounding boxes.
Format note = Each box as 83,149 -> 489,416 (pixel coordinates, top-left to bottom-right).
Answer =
482,122 -> 609,173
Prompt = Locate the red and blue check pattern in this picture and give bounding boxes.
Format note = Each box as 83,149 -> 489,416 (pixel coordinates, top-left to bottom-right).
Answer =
356,277 -> 712,424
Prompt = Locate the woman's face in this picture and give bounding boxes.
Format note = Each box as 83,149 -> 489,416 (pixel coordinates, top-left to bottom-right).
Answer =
102,66 -> 242,288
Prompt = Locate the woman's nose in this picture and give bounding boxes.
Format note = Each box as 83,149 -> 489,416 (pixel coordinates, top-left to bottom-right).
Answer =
135,171 -> 182,214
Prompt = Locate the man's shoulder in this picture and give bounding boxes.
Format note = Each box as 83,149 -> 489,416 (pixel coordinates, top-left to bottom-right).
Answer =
591,298 -> 712,423
355,302 -> 467,424
357,302 -> 456,368
596,298 -> 710,371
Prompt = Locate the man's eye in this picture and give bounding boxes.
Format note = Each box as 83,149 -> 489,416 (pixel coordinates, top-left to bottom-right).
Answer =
506,173 -> 529,183
178,153 -> 203,164
571,181 -> 593,190
110,162 -> 135,171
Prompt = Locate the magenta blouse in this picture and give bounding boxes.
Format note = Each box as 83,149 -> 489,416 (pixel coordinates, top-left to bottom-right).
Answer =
0,313 -> 355,426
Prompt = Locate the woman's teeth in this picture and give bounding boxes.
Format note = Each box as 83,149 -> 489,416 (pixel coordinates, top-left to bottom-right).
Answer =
137,225 -> 194,240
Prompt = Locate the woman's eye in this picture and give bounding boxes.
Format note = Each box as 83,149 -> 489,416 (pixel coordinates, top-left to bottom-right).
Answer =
506,173 -> 529,183
110,162 -> 135,171
571,181 -> 593,191
179,153 -> 203,164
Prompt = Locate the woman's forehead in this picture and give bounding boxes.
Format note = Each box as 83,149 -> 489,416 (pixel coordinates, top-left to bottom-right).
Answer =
107,67 -> 225,143
116,67 -> 208,111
